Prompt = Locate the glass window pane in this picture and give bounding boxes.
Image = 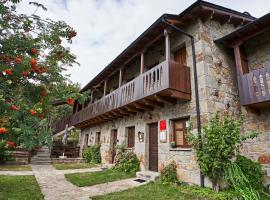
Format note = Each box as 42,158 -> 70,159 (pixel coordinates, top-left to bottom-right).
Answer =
175,130 -> 184,146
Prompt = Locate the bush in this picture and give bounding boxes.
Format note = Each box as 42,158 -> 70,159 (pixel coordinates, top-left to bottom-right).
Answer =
114,151 -> 140,173
181,185 -> 236,200
83,144 -> 101,164
160,161 -> 178,184
235,155 -> 265,190
0,141 -> 12,164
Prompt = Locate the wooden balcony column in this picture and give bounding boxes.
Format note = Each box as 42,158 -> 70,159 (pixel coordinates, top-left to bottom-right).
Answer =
103,80 -> 107,96
233,44 -> 244,75
140,52 -> 145,74
90,89 -> 94,103
119,68 -> 123,87
233,43 -> 245,104
164,29 -> 171,63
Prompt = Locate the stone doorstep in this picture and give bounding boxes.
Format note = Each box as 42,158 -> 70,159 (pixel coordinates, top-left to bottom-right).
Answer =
136,171 -> 160,181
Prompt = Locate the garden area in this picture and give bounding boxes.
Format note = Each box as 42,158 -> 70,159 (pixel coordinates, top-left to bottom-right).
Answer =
0,175 -> 44,200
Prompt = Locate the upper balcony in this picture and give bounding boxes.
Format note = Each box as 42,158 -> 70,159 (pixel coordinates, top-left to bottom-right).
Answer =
238,65 -> 270,109
53,59 -> 191,133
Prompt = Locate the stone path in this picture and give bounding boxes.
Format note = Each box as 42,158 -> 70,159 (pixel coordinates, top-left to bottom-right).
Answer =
82,178 -> 148,198
29,165 -> 147,200
0,170 -> 34,175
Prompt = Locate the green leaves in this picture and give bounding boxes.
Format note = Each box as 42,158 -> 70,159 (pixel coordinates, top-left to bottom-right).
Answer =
0,1 -> 83,152
188,113 -> 261,190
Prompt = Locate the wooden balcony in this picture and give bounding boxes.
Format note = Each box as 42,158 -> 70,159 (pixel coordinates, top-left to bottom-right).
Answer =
239,65 -> 270,109
53,60 -> 191,133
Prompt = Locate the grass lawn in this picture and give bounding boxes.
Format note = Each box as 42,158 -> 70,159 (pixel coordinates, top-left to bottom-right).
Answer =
53,162 -> 97,170
0,164 -> 32,171
0,175 -> 44,200
92,182 -> 198,200
65,168 -> 135,187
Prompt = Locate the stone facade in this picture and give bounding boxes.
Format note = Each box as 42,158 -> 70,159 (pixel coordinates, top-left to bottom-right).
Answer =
79,17 -> 270,186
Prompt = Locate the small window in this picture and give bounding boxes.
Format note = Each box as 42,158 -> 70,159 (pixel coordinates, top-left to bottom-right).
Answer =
172,118 -> 191,148
95,132 -> 101,144
127,126 -> 135,148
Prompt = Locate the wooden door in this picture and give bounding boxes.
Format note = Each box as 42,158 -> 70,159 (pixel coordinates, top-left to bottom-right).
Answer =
149,123 -> 158,172
111,130 -> 117,163
174,46 -> 187,65
127,127 -> 135,148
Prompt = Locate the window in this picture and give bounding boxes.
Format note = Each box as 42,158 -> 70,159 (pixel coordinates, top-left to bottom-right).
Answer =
95,132 -> 101,144
127,126 -> 135,148
174,45 -> 187,65
172,118 -> 191,148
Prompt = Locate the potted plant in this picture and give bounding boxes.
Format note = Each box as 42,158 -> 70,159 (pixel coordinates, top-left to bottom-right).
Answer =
170,141 -> 176,148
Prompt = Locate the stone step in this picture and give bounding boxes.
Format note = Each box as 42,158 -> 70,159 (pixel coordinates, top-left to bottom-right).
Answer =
136,171 -> 160,181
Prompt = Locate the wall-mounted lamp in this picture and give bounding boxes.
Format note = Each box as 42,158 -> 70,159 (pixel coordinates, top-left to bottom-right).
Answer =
138,131 -> 144,142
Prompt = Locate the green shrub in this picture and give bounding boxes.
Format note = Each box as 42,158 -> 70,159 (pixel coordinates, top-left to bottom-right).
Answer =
235,155 -> 265,190
0,141 -> 11,164
114,151 -> 140,173
83,144 -> 101,164
160,161 -> 178,184
225,162 -> 260,200
181,185 -> 236,200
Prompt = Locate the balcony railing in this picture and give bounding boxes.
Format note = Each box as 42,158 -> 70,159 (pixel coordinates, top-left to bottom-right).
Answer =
239,65 -> 270,108
53,60 -> 191,133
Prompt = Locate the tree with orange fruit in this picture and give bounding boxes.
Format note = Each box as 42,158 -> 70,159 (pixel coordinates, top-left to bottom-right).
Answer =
0,0 -> 87,159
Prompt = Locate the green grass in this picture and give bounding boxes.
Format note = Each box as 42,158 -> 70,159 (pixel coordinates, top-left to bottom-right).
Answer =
92,182 -> 198,200
65,169 -> 135,187
0,165 -> 32,171
0,175 -> 44,200
53,162 -> 97,170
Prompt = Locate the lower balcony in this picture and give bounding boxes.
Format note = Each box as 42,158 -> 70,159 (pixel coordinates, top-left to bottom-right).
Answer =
239,65 -> 270,109
53,60 -> 191,133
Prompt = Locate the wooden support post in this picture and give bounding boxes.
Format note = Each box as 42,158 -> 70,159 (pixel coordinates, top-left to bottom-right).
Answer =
119,68 -> 123,87
233,45 -> 244,75
164,29 -> 170,62
90,90 -> 94,103
103,80 -> 107,96
140,52 -> 144,74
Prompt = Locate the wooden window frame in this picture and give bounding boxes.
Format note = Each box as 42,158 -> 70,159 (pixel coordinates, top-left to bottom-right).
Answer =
127,126 -> 135,148
172,118 -> 191,148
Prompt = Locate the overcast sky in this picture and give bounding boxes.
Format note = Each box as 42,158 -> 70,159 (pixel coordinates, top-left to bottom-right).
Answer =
18,0 -> 270,88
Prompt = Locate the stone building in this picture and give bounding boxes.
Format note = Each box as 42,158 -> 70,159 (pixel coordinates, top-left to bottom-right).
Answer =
53,1 -> 270,186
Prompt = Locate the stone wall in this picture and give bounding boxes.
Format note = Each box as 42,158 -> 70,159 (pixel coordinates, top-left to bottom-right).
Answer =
245,30 -> 270,70
80,17 -> 270,186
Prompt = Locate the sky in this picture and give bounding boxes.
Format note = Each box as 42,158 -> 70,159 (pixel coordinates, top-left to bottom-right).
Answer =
18,0 -> 270,88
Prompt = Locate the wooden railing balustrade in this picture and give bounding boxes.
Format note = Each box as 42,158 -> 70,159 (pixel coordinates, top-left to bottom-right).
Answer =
52,60 -> 191,133
239,65 -> 270,107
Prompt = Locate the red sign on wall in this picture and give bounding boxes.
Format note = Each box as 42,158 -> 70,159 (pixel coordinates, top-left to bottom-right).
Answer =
160,120 -> 167,131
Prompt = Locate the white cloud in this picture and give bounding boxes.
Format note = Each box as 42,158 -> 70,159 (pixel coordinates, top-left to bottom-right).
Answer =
18,0 -> 270,88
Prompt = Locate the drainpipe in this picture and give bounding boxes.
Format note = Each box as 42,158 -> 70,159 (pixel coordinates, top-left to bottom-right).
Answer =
162,18 -> 205,187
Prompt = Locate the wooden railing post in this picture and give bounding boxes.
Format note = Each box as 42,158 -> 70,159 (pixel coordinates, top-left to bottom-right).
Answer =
164,29 -> 170,63
140,52 -> 144,74
103,80 -> 107,96
119,68 -> 123,87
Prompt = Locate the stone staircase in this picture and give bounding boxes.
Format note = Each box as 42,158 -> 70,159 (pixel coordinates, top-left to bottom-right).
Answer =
136,171 -> 160,181
31,146 -> 52,165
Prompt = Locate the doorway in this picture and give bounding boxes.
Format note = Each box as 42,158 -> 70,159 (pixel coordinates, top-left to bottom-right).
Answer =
149,123 -> 158,172
111,129 -> 118,163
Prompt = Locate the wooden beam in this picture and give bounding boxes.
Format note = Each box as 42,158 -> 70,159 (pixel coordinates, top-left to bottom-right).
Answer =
155,94 -> 176,104
140,52 -> 144,74
134,102 -> 153,110
118,108 -> 134,115
119,68 -> 123,87
143,99 -> 164,107
164,29 -> 170,63
103,80 -> 107,96
126,106 -> 141,113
